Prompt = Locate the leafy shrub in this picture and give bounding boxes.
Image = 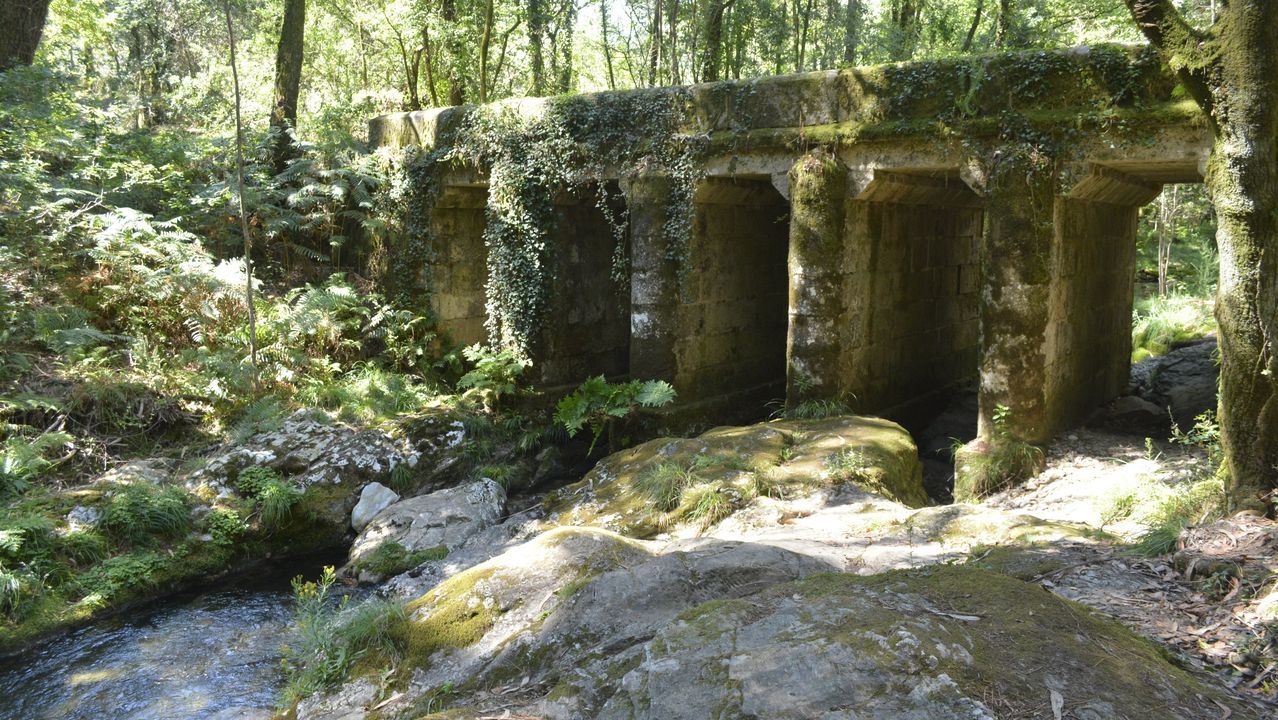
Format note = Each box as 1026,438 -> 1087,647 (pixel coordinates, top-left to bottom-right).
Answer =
554,376 -> 676,453
101,484 -> 192,546
457,344 -> 531,412
78,552 -> 168,601
235,466 -> 283,497
205,508 -> 248,547
281,566 -> 407,704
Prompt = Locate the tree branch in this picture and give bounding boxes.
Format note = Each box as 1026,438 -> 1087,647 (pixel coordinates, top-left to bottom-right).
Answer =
1123,0 -> 1216,118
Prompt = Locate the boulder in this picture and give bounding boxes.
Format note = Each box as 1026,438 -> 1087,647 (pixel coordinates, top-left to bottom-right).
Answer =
1132,339 -> 1218,431
346,479 -> 506,578
1089,395 -> 1170,436
546,415 -> 927,539
349,482 -> 400,532
300,530 -> 1240,720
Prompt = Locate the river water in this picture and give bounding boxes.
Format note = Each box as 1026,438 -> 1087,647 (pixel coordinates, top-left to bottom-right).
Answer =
0,565 -> 332,720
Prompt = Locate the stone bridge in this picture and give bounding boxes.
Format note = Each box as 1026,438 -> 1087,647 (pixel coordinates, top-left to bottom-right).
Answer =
369,45 -> 1211,453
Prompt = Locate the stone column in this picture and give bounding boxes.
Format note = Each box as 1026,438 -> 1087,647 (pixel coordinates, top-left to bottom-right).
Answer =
973,157 -> 1059,445
785,150 -> 848,404
621,172 -> 682,383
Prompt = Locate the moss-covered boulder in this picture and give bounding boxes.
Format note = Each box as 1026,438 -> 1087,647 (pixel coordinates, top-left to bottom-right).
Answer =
545,415 -> 927,538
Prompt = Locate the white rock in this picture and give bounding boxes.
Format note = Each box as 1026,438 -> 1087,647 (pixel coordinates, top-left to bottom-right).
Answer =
350,482 -> 400,531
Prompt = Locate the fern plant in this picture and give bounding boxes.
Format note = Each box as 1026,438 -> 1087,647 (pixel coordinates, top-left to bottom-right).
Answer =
456,344 -> 531,412
554,376 -> 677,454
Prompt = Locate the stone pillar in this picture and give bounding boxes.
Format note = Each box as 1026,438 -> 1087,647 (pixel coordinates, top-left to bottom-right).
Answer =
785,150 -> 848,404
974,158 -> 1059,445
621,172 -> 682,383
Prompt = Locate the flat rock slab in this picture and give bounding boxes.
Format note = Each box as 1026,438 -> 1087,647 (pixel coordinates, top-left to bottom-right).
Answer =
348,479 -> 506,566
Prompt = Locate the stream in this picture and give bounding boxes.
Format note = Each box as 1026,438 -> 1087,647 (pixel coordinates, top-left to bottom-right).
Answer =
0,561 -> 336,720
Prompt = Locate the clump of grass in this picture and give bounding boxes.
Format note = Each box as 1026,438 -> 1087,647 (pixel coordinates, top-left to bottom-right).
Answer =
1131,293 -> 1215,363
234,465 -> 302,530
635,463 -> 695,512
1133,478 -> 1226,556
778,398 -> 852,420
682,483 -> 736,528
954,438 -> 1045,502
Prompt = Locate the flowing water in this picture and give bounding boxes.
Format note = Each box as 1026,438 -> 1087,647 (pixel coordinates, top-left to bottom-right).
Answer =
0,562 -> 335,720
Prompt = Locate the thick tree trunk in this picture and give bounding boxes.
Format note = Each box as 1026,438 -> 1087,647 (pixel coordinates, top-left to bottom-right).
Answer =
1208,6 -> 1278,512
700,0 -> 732,81
0,0 -> 50,71
1125,0 -> 1278,511
270,0 -> 306,171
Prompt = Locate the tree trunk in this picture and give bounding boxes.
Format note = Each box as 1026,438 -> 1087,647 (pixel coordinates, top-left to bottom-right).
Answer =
667,0 -> 680,84
962,0 -> 985,53
648,0 -> 662,86
0,0 -> 51,71
995,0 -> 1011,48
700,0 -> 732,81
479,0 -> 495,101
601,0 -> 616,89
556,0 -> 575,92
270,0 -> 306,172
528,0 -> 546,95
442,0 -> 464,105
1125,0 -> 1278,512
843,0 -> 861,65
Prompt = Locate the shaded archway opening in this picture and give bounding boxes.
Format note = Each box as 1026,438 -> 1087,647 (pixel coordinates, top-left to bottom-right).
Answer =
852,169 -> 984,502
674,176 -> 790,422
539,181 -> 632,386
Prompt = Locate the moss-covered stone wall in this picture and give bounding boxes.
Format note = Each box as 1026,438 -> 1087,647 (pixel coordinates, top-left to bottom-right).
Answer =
371,44 -> 1213,445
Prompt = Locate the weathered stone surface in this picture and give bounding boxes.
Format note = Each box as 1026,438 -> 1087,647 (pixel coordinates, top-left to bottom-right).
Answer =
1133,339 -> 1219,431
1089,394 -> 1171,436
546,415 -> 927,539
303,531 -> 1238,720
348,479 -> 504,566
349,482 -> 400,532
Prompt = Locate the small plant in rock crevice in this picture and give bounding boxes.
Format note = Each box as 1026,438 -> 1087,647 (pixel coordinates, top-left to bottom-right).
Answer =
954,404 -> 1046,502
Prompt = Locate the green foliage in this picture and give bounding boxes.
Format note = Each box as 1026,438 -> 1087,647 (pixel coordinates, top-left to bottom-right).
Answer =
0,431 -> 72,497
205,508 -> 248,548
456,344 -> 531,411
234,465 -> 302,529
350,541 -> 448,578
954,405 -> 1046,501
101,484 -> 192,546
281,566 -> 407,705
1131,294 -> 1217,363
824,447 -> 869,482
78,552 -> 168,602
235,466 -> 284,497
554,376 -> 676,453
1133,478 -> 1227,556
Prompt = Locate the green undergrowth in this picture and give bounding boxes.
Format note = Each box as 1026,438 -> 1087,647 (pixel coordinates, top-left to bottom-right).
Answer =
350,540 -> 449,578
281,566 -> 409,707
1131,293 -> 1216,362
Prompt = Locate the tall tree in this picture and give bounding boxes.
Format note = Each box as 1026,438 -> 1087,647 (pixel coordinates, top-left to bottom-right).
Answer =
700,0 -> 734,81
528,0 -> 547,95
1123,0 -> 1278,511
270,0 -> 307,171
0,0 -> 51,71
